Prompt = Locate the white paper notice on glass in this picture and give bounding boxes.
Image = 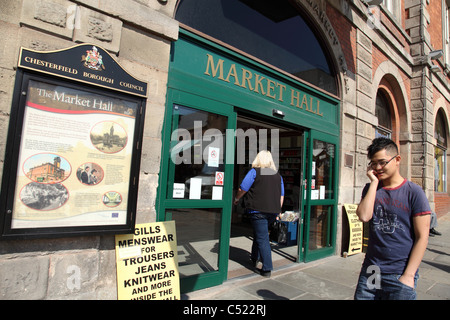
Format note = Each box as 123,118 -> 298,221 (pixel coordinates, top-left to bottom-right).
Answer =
173,183 -> 185,198
189,178 -> 202,199
311,189 -> 319,200
319,185 -> 326,200
208,147 -> 220,167
212,186 -> 223,200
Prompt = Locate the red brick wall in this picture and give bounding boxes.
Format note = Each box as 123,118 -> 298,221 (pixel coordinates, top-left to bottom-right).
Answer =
428,0 -> 443,51
428,2 -> 450,219
434,192 -> 450,218
327,4 -> 356,74
326,2 -> 449,219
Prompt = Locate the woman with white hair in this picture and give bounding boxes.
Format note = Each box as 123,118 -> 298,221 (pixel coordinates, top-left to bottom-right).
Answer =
233,150 -> 284,277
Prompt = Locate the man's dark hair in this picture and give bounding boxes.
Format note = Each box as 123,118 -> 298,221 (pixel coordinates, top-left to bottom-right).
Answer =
367,137 -> 398,159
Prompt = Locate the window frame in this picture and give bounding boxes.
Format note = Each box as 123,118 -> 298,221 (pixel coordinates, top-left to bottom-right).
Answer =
434,109 -> 448,193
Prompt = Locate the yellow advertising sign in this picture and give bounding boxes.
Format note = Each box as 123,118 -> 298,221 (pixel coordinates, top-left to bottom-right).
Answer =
343,204 -> 363,256
115,221 -> 180,300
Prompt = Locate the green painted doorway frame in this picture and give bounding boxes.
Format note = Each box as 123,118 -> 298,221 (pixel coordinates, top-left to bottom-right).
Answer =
156,29 -> 341,292
156,89 -> 237,293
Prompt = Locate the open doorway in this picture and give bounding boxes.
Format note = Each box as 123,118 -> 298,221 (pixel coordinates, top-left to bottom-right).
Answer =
228,114 -> 304,279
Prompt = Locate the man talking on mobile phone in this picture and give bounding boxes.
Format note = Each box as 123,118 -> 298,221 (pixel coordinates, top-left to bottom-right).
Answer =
354,138 -> 431,300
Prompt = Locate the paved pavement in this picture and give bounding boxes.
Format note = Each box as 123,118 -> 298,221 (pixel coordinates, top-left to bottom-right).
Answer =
182,214 -> 450,300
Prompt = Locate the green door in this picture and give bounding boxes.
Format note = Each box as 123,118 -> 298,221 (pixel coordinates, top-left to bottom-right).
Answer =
161,30 -> 341,292
296,132 -> 308,262
302,131 -> 338,262
156,89 -> 236,293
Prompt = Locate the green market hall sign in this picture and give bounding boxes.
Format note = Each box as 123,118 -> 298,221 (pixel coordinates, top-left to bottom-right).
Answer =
169,34 -> 339,135
204,53 -> 323,117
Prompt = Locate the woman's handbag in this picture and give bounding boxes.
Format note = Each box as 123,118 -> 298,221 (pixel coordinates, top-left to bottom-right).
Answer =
269,220 -> 287,244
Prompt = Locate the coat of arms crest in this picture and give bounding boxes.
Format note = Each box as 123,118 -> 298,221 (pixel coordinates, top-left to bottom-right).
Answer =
81,46 -> 105,71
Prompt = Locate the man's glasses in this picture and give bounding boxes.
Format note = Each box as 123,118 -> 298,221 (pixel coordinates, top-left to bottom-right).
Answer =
368,155 -> 398,170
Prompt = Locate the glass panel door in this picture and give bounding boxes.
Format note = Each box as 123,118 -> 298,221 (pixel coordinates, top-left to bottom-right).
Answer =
165,207 -> 222,287
293,131 -> 307,262
157,90 -> 235,293
167,104 -> 227,200
303,131 -> 338,262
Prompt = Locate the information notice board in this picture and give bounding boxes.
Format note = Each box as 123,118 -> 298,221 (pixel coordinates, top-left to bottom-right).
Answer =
0,44 -> 147,238
10,80 -> 137,229
115,221 -> 180,300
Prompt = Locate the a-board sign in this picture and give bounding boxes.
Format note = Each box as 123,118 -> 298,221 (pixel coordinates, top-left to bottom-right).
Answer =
115,221 -> 180,300
343,204 -> 363,256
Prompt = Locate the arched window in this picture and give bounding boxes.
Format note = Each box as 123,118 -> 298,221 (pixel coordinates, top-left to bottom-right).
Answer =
435,109 -> 447,192
175,0 -> 337,95
375,90 -> 392,138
